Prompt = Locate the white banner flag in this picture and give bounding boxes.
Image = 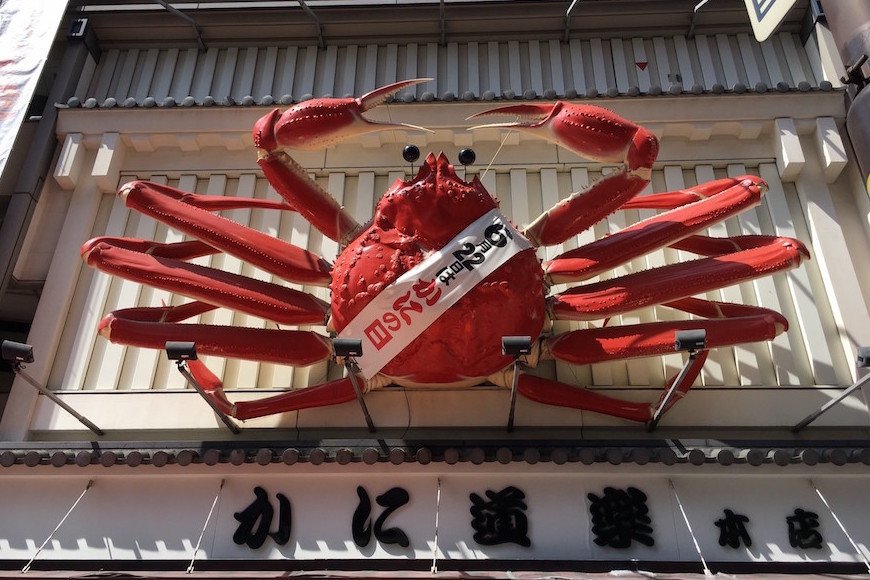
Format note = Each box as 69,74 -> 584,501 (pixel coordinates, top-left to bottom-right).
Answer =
0,0 -> 66,182
339,209 -> 533,379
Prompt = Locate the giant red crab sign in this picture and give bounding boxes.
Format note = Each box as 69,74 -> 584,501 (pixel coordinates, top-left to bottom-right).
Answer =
82,78 -> 809,426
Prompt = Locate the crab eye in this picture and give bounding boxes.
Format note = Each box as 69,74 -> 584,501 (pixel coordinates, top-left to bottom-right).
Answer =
402,145 -> 420,163
458,148 -> 476,166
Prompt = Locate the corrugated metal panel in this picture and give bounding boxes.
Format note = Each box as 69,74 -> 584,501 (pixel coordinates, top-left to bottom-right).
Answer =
52,160 -> 852,394
78,33 -> 840,107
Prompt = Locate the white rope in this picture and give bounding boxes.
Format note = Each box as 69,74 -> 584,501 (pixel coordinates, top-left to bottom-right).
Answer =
187,478 -> 226,574
23,480 -> 95,573
481,129 -> 515,181
668,479 -> 712,576
430,477 -> 442,574
810,479 -> 870,573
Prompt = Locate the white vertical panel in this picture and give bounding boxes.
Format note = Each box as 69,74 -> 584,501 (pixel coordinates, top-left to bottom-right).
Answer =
65,189 -> 133,391
93,49 -> 119,101
113,49 -> 139,100
276,46 -> 298,97
426,43 -> 439,94
342,45 -> 359,96
467,42 -> 480,96
508,41 -> 522,95
487,41 -> 500,93
300,46 -> 318,97
257,181 -> 294,389
539,169 -> 562,263
802,32 -> 826,86
192,175 -> 232,384
692,166 -> 738,387
116,176 -> 171,391
190,48 -> 217,99
548,40 -> 565,96
151,48 -> 179,100
760,39 -> 786,86
133,49 -> 159,101
693,35 -> 717,90
610,39 -> 629,93
794,157 -> 870,383
447,42 -> 459,96
673,35 -> 696,89
212,48 -> 238,99
659,167 -> 694,381
320,44 -> 338,96
779,33 -> 808,85
404,44 -> 418,98
715,35 -> 739,89
589,38 -> 608,95
254,46 -> 278,98
222,175 -> 259,390
528,40 -> 544,95
758,166 -> 839,385
568,39 -> 587,95
737,34 -> 763,87
362,45 -> 378,95
151,175 -> 200,391
171,49 -> 198,100
652,37 -> 670,88
384,44 -> 398,86
727,164 -> 779,387
631,38 -> 650,92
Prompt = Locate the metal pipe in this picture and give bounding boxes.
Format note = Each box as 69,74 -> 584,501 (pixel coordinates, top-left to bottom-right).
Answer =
13,364 -> 104,436
647,352 -> 698,432
346,360 -> 376,433
793,373 -> 870,432
176,362 -> 241,434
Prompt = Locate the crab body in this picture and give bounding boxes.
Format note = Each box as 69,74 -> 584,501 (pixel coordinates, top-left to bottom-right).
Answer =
82,78 -> 810,426
330,153 -> 545,387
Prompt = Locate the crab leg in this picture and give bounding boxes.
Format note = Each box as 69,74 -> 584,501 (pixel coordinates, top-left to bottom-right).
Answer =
81,241 -> 328,325
545,176 -> 765,283
97,303 -> 332,365
186,359 -> 359,420
469,102 -> 658,246
545,298 -> 786,365
118,180 -> 331,285
551,235 -> 808,321
254,78 -> 433,244
518,351 -> 710,423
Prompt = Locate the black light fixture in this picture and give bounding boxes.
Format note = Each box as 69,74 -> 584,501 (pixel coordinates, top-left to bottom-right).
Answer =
793,346 -> 870,432
503,335 -> 532,432
165,342 -> 240,434
647,329 -> 708,432
333,338 -> 375,433
1,340 -> 103,436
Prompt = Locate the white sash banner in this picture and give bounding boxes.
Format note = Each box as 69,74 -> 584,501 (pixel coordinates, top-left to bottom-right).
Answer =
339,208 -> 533,379
0,0 -> 65,183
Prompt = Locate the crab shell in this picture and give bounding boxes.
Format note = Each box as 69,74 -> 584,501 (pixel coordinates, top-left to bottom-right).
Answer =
329,153 -> 546,388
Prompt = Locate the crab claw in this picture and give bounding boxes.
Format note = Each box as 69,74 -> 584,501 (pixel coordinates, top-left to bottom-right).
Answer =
253,78 -> 434,152
469,102 -> 655,170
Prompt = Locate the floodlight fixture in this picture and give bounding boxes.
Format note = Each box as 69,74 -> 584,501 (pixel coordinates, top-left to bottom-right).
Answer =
503,335 -> 533,432
2,340 -> 103,435
333,338 -> 363,358
165,341 -> 197,361
164,341 -> 240,434
332,337 -> 375,433
648,328 -> 709,432
502,336 -> 532,357
674,329 -> 707,353
1,340 -> 34,364
793,346 -> 870,432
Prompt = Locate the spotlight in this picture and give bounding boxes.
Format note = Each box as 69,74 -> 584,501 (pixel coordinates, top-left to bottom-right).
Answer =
793,346 -> 870,431
1,340 -> 34,364
332,338 -> 375,433
502,336 -> 532,357
674,329 -> 707,352
334,338 -> 363,358
165,341 -> 197,361
2,340 -> 102,435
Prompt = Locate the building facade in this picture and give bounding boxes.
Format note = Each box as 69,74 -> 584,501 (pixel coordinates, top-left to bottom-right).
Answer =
0,0 -> 868,575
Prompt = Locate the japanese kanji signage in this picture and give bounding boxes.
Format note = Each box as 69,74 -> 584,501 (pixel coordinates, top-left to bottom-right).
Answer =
0,474 -> 865,562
